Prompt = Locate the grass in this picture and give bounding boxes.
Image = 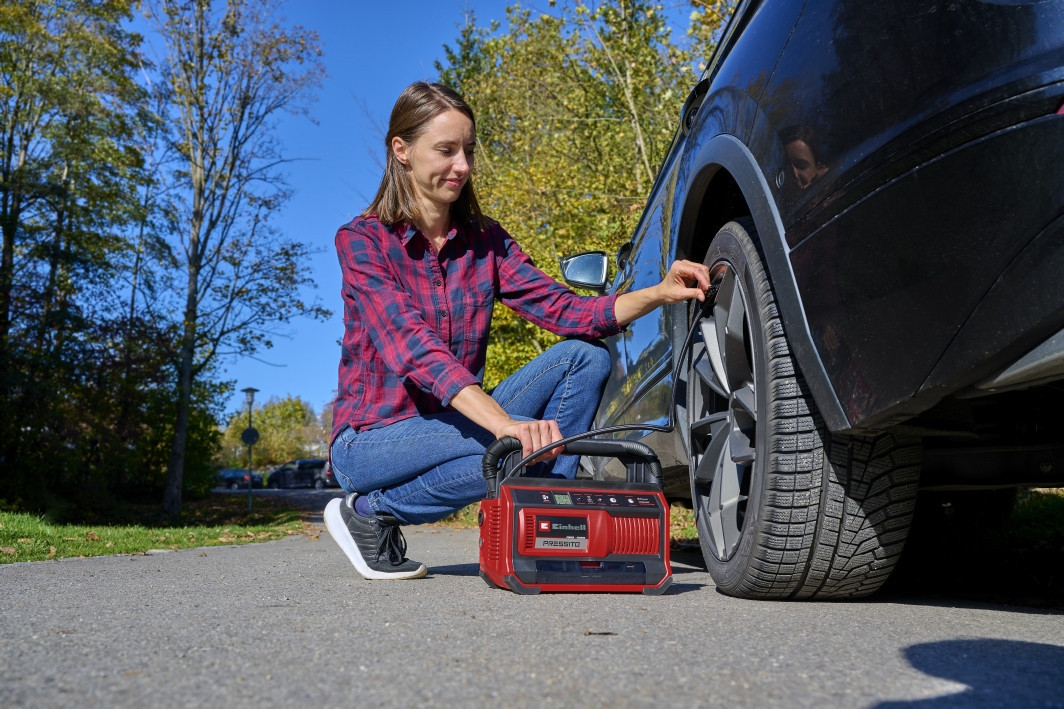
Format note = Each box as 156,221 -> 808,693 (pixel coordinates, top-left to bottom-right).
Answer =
0,494 -> 305,564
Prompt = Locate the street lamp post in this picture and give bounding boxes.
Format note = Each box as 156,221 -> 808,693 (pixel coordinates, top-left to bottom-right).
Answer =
240,387 -> 260,511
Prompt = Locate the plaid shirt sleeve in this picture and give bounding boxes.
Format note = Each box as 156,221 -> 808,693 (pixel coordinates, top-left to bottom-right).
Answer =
337,222 -> 477,407
494,227 -> 623,339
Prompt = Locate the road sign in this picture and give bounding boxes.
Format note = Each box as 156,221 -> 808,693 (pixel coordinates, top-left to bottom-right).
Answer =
241,427 -> 260,446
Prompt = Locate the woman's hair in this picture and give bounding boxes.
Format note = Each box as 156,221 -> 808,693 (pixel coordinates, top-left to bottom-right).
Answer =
364,81 -> 484,228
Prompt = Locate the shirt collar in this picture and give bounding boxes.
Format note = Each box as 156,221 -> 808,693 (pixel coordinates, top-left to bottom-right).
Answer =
398,220 -> 466,247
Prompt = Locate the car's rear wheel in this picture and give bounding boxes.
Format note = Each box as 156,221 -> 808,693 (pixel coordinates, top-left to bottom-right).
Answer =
314,479 -> 325,490
686,219 -> 921,599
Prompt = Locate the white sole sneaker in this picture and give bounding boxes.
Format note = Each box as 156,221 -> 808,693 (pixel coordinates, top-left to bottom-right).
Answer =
323,497 -> 428,580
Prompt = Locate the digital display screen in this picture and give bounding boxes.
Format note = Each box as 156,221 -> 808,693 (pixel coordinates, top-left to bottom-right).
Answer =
553,492 -> 573,505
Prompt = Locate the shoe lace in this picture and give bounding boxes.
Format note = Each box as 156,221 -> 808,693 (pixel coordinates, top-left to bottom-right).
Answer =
374,521 -> 408,565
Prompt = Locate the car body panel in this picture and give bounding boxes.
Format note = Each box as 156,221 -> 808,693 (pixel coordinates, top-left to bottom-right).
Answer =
267,458 -> 328,489
217,468 -> 263,489
585,0 -> 1064,483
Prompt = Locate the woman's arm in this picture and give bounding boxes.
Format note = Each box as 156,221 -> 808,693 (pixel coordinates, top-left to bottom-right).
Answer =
449,384 -> 563,463
613,259 -> 712,327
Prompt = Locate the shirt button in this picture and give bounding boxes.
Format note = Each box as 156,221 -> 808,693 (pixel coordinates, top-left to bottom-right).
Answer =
434,280 -> 443,287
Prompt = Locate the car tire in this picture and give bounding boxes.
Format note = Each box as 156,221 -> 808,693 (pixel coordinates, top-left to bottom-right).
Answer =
314,478 -> 325,490
268,480 -> 280,489
686,218 -> 921,599
228,482 -> 239,490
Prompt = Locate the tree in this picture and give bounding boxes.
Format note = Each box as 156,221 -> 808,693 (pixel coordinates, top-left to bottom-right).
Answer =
217,395 -> 322,470
145,0 -> 329,514
437,0 -> 699,386
0,0 -> 147,507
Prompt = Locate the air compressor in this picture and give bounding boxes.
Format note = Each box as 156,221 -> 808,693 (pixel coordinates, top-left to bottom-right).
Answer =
478,436 -> 672,595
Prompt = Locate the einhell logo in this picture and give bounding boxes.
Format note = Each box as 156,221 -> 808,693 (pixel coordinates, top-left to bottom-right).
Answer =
533,515 -> 590,551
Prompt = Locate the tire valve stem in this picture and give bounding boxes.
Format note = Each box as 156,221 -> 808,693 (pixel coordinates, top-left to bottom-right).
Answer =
703,266 -> 725,310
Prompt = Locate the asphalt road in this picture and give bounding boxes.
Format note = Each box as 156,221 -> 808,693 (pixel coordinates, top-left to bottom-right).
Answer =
3,490 -> 1063,708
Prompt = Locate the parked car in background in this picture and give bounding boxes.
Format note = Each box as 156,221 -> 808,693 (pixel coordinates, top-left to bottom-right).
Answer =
216,468 -> 263,490
562,0 -> 1064,600
321,460 -> 340,488
265,458 -> 330,489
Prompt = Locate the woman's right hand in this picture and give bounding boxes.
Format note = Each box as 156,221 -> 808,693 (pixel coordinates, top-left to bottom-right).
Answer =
496,418 -> 565,463
448,384 -> 566,462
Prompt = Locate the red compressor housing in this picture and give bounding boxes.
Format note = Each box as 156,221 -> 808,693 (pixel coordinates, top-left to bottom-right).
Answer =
478,437 -> 672,595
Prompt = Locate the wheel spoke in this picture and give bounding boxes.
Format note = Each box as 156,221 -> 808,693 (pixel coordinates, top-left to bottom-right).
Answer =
728,426 -> 756,464
708,453 -> 746,559
692,415 -> 728,486
690,410 -> 727,443
699,319 -> 729,396
728,382 -> 757,464
715,270 -> 752,393
731,381 -> 756,419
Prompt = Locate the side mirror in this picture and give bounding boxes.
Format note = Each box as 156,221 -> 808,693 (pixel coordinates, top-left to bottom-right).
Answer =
560,251 -> 609,293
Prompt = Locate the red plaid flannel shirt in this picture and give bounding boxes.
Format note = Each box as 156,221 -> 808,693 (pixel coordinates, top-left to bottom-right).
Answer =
332,215 -> 621,441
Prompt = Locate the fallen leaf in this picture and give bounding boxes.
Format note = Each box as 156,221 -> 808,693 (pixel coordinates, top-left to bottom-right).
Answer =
1,546 -> 16,556
106,541 -> 114,548
85,531 -> 100,542
17,537 -> 32,543
48,546 -> 56,557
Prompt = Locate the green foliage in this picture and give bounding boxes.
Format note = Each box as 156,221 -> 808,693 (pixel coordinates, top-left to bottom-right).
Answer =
0,0 -> 160,511
436,0 -> 727,385
0,0 -> 331,517
217,395 -> 326,470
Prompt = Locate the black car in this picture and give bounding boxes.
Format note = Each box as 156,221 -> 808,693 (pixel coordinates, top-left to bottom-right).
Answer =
217,468 -> 263,490
562,0 -> 1064,600
266,458 -> 330,489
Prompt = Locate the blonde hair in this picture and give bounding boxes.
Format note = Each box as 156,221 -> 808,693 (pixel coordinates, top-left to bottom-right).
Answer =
365,82 -> 484,228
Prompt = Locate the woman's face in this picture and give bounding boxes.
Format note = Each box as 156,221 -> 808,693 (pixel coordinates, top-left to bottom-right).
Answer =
393,109 -> 475,214
785,139 -> 824,190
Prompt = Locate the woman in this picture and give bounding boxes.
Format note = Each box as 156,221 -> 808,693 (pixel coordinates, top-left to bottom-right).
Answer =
325,82 -> 710,580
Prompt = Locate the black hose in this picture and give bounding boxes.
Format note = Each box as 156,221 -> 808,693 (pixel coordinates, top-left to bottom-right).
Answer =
505,279 -> 722,472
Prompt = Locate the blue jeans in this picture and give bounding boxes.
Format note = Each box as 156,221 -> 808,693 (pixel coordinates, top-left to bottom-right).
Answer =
330,339 -> 611,524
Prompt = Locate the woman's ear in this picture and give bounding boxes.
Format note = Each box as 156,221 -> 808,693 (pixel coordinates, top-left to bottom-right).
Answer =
392,136 -> 409,166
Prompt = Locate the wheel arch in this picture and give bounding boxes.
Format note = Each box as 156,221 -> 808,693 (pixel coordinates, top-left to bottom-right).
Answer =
676,134 -> 850,432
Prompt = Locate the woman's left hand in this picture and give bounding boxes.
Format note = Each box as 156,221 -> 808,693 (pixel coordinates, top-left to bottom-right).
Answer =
656,259 -> 712,304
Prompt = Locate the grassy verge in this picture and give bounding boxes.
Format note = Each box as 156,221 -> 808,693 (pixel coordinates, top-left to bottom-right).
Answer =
0,494 -> 304,563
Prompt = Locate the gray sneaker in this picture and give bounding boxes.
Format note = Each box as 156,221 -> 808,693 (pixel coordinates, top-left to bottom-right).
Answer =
324,494 -> 427,580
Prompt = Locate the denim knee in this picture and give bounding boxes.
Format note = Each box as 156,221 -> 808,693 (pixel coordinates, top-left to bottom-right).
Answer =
561,339 -> 611,382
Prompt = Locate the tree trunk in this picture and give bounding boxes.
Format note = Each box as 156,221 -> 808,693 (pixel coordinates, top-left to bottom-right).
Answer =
162,285 -> 198,516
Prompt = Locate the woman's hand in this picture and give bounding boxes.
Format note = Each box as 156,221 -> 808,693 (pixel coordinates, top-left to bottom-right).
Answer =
656,259 -> 713,305
496,418 -> 565,463
614,259 -> 712,326
449,385 -> 565,462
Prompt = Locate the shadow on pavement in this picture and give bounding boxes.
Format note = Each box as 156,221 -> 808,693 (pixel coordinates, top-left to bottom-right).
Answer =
872,639 -> 1064,708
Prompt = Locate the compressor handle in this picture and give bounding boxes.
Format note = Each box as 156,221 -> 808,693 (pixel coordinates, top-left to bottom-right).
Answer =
481,435 -> 664,497
482,436 -> 524,498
